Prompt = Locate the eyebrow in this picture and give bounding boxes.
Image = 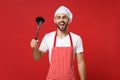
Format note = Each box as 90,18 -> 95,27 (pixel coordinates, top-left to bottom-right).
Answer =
55,15 -> 68,18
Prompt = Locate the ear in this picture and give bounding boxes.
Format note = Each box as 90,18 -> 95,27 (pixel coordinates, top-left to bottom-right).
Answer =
54,18 -> 56,23
68,18 -> 72,24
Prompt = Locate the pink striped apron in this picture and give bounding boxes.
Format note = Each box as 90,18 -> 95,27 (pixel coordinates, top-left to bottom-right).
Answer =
46,32 -> 76,80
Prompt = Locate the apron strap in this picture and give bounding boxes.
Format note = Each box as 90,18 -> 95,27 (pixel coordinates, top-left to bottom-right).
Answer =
53,32 -> 73,47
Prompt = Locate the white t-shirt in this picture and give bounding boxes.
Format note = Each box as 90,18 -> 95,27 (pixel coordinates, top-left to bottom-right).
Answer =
39,31 -> 84,63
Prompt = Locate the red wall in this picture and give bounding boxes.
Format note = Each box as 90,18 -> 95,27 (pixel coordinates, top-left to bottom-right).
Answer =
0,0 -> 120,80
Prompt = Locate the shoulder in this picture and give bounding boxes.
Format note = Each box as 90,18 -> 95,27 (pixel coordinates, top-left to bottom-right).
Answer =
44,31 -> 56,38
70,32 -> 82,41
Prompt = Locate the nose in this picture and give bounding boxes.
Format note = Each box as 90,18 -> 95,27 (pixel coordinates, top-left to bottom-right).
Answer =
59,17 -> 64,22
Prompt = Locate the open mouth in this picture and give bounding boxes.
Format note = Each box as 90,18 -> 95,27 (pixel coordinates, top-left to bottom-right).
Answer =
59,22 -> 65,27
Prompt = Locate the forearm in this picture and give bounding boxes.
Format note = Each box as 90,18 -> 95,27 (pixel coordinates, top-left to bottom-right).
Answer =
78,61 -> 86,80
30,39 -> 44,61
32,47 -> 43,61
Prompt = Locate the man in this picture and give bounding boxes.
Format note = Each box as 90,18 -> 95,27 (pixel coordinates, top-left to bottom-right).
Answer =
30,6 -> 86,80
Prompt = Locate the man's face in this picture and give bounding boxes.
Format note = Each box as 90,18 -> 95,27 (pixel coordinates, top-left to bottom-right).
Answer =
54,13 -> 70,31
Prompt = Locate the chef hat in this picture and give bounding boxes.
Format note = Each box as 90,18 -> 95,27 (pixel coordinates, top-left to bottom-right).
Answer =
54,6 -> 73,23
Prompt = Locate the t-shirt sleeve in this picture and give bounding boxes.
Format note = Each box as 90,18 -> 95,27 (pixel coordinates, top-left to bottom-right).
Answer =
39,34 -> 48,53
75,36 -> 84,54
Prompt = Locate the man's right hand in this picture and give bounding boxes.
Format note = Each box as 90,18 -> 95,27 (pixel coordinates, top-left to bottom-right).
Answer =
30,39 -> 39,49
30,39 -> 45,61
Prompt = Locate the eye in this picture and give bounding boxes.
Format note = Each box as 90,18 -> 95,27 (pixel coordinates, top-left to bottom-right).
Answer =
63,16 -> 68,19
55,16 -> 61,19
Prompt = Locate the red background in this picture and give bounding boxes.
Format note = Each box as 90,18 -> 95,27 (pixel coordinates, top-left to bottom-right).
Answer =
0,0 -> 120,80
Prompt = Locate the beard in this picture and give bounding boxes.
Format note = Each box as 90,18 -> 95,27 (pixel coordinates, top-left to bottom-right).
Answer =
56,21 -> 68,31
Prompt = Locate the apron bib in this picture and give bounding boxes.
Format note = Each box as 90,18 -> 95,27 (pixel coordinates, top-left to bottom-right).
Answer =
46,32 -> 76,80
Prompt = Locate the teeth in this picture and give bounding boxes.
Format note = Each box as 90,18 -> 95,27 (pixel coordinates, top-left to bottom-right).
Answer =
60,23 -> 64,24
59,22 -> 65,25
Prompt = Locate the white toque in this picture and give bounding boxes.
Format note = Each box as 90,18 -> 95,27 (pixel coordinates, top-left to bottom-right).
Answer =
54,6 -> 73,23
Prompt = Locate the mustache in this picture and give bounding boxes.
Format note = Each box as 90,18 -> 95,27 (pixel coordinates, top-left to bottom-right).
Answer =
58,21 -> 65,24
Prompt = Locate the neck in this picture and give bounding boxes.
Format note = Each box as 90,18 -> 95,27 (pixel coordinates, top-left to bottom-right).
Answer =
57,29 -> 69,38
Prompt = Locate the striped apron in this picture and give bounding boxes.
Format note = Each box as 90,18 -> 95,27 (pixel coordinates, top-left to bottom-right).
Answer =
46,32 -> 76,80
